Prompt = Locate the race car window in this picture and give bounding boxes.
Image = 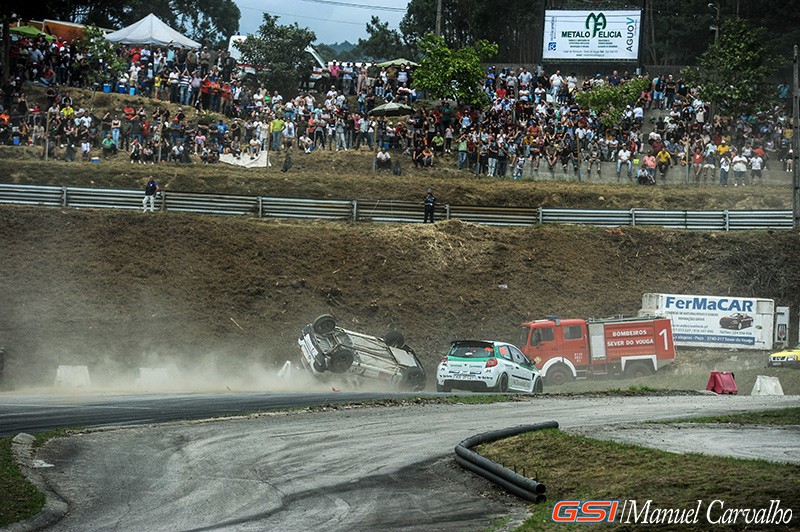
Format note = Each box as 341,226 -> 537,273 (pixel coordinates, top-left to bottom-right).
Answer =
497,345 -> 512,361
450,344 -> 493,358
509,345 -> 530,366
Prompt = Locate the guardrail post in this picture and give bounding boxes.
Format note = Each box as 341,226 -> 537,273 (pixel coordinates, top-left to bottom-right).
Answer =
446,204 -> 450,220
258,196 -> 263,218
724,209 -> 729,232
160,191 -> 166,212
631,209 -> 636,227
538,207 -> 543,225
352,200 -> 358,222
62,186 -> 68,207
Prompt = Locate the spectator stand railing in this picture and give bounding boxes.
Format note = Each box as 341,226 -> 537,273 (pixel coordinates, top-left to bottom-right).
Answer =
0,184 -> 793,231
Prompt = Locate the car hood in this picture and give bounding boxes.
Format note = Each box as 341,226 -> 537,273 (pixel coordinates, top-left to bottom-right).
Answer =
769,348 -> 800,358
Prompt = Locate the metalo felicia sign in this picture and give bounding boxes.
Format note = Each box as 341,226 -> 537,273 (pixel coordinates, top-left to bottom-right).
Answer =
543,10 -> 641,61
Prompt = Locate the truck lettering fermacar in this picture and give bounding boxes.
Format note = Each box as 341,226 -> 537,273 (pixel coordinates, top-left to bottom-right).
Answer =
514,316 -> 676,385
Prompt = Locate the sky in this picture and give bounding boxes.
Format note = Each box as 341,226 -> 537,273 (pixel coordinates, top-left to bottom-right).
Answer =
232,0 -> 410,45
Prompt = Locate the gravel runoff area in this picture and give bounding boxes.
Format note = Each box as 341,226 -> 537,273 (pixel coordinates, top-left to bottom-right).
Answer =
5,393 -> 796,532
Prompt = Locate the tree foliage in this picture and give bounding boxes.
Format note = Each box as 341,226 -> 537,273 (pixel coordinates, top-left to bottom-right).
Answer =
71,25 -> 127,84
414,34 -> 498,107
235,13 -> 316,96
575,77 -> 650,128
680,18 -> 783,116
353,16 -> 407,61
400,0 -> 540,63
33,0 -> 240,49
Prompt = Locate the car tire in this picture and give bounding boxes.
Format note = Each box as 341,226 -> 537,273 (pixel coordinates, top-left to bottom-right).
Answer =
625,361 -> 654,379
494,373 -> 509,393
383,331 -> 405,348
533,377 -> 543,394
436,383 -> 451,392
313,360 -> 326,373
327,346 -> 354,374
737,322 -> 743,330
313,314 -> 336,335
546,365 -> 572,386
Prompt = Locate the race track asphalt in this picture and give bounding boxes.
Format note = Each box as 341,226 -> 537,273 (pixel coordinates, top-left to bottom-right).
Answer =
10,392 -> 798,532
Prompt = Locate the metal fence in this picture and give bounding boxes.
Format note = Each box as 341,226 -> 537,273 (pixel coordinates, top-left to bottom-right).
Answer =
0,183 -> 793,231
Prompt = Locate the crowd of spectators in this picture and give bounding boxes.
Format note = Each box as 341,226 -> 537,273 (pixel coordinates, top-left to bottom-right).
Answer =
0,30 -> 794,185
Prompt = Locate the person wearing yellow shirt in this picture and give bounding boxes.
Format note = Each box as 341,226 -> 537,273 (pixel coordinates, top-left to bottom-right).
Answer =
656,148 -> 672,181
270,117 -> 285,151
716,139 -> 730,157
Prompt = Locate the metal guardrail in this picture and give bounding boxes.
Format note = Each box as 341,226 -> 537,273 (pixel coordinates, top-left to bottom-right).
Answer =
0,184 -> 793,231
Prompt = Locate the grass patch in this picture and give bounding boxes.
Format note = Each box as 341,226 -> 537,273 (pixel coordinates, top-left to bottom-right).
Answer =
656,407 -> 800,426
0,437 -> 46,527
478,429 -> 800,530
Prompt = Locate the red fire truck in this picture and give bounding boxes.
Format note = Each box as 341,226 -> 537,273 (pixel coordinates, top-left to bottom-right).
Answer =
514,316 -> 676,385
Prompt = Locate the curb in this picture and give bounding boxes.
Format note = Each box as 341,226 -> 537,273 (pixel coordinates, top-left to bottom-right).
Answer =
454,421 -> 559,503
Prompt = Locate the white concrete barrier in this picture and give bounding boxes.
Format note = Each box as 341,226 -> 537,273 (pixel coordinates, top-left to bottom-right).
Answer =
750,375 -> 784,395
135,367 -> 170,389
54,365 -> 91,388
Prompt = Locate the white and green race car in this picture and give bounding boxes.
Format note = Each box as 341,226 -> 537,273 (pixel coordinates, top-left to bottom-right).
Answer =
436,340 -> 543,393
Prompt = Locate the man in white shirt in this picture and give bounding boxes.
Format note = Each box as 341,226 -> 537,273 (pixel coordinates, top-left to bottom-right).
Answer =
549,70 -> 563,99
617,146 -> 632,179
732,152 -> 748,186
749,153 -> 763,185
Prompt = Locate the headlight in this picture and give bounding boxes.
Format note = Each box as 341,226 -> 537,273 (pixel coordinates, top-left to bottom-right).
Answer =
788,355 -> 798,361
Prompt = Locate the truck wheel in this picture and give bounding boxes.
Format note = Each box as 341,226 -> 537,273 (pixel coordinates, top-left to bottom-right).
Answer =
313,314 -> 336,335
494,373 -> 509,393
533,378 -> 544,394
625,361 -> 653,379
327,347 -> 354,373
383,331 -> 405,348
546,366 -> 572,386
436,383 -> 451,392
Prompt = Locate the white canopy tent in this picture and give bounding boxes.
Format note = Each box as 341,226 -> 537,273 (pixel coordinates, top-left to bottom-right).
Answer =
105,13 -> 201,49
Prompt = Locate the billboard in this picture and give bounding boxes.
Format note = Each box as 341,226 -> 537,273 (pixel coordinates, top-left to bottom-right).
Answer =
640,293 -> 775,350
543,10 -> 641,61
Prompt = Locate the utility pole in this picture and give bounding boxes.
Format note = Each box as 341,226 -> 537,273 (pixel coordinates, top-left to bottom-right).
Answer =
435,0 -> 443,38
708,3 -> 720,129
793,45 -> 799,229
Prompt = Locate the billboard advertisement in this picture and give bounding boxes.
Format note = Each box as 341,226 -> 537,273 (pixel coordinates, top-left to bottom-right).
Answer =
543,10 -> 641,61
640,293 -> 775,350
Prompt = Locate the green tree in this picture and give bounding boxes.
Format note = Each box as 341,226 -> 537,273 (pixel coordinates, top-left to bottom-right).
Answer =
71,25 -> 128,85
235,13 -> 316,96
34,0 -> 239,49
575,77 -> 650,128
680,18 -> 783,117
414,34 -> 497,106
353,16 -> 407,61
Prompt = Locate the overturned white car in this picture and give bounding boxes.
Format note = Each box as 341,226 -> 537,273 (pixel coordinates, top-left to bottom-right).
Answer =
298,314 -> 427,391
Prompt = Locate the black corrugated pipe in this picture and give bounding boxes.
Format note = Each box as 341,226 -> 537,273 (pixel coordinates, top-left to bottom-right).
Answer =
454,421 -> 559,503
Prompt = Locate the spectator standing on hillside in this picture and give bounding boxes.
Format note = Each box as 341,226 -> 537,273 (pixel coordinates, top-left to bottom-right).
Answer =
142,175 -> 159,213
423,189 -> 435,223
732,152 -> 748,187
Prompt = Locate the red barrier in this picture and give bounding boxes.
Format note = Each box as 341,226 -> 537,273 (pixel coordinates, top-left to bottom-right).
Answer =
706,371 -> 738,394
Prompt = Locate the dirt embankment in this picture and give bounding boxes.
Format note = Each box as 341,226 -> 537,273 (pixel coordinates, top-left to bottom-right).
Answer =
1,205 -> 799,389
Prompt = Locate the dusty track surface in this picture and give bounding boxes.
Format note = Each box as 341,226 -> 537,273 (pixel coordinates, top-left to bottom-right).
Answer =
24,394 -> 799,532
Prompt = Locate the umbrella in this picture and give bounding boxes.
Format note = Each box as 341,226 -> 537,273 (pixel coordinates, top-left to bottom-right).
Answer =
376,58 -> 419,68
11,25 -> 56,41
369,101 -> 414,117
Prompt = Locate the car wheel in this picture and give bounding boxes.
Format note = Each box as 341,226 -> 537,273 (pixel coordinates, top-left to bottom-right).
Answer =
383,331 -> 405,348
313,360 -> 326,373
494,373 -> 509,393
436,383 -> 451,392
546,365 -> 572,386
327,347 -> 354,374
313,314 -> 336,335
625,361 -> 653,379
737,322 -> 743,330
533,377 -> 543,394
